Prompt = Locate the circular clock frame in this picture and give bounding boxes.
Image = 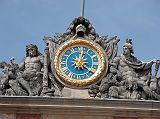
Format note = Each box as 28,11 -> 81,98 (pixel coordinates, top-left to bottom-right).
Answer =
54,38 -> 108,88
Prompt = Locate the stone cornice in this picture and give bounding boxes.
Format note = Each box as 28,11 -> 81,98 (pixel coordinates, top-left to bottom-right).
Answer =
0,97 -> 159,117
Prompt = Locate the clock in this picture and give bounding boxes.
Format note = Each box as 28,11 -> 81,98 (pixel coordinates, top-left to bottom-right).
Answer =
54,38 -> 107,88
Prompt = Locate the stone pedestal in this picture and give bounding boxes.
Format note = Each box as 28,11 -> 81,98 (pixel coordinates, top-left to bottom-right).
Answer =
0,97 -> 159,119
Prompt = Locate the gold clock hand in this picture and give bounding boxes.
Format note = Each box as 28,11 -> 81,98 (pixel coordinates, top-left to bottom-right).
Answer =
83,65 -> 96,73
78,50 -> 83,60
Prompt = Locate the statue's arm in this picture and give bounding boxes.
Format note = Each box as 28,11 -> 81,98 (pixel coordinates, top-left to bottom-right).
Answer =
18,58 -> 25,71
39,55 -> 45,72
109,57 -> 122,80
109,57 -> 120,74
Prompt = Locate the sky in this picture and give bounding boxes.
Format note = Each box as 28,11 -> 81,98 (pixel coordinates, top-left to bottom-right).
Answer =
0,0 -> 160,65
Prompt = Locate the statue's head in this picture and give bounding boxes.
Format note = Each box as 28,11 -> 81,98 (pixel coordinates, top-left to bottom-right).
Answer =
76,24 -> 86,37
26,44 -> 39,57
123,39 -> 134,55
0,61 -> 8,69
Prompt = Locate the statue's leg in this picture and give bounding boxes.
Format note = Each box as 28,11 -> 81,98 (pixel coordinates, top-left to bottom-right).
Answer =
8,80 -> 28,96
17,78 -> 34,96
142,85 -> 160,100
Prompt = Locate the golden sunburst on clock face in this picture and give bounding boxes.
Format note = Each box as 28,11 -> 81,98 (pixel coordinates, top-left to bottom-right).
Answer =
54,38 -> 107,88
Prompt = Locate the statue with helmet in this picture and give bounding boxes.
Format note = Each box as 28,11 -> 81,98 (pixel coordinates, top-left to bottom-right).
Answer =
89,39 -> 160,100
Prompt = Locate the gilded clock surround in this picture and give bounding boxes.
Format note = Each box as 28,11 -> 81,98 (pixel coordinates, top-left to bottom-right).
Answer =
54,38 -> 107,88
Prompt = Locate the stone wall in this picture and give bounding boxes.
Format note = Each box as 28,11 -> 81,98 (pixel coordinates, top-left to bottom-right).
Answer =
0,97 -> 159,119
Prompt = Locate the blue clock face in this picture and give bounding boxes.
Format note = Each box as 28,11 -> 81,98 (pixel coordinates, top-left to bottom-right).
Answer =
60,46 -> 99,80
54,38 -> 106,88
